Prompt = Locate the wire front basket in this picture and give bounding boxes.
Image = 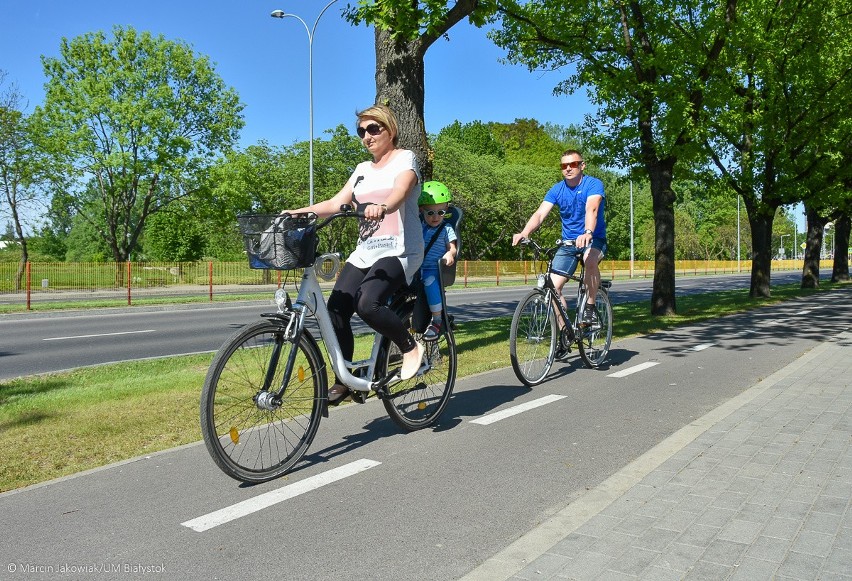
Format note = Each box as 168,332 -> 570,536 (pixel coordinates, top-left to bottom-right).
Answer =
237,214 -> 318,270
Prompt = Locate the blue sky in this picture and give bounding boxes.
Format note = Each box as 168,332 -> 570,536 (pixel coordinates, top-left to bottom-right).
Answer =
1,0 -> 595,148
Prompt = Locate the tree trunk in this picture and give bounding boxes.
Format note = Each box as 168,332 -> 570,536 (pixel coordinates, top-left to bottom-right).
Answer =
801,206 -> 827,289
831,213 -> 850,283
648,159 -> 677,315
373,28 -> 432,181
745,203 -> 775,297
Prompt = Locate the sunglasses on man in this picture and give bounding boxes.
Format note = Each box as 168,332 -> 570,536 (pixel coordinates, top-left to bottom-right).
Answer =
356,123 -> 384,138
561,160 -> 583,170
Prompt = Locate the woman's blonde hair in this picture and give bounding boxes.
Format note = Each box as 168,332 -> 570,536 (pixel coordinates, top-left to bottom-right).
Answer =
356,103 -> 399,147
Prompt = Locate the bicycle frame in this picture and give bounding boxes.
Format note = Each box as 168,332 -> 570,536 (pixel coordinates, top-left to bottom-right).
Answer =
275,257 -> 411,395
536,243 -> 587,339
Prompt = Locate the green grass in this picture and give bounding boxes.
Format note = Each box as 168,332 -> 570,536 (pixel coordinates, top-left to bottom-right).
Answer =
0,282 -> 841,492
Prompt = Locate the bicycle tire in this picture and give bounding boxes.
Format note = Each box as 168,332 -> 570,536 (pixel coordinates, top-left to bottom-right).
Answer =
509,288 -> 558,386
378,314 -> 457,432
578,288 -> 613,368
200,318 -> 325,483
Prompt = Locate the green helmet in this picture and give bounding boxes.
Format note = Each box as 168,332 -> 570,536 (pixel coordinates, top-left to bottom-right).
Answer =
419,181 -> 452,205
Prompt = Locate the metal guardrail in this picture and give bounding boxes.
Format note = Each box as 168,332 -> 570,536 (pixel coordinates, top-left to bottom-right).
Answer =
0,259 -> 802,311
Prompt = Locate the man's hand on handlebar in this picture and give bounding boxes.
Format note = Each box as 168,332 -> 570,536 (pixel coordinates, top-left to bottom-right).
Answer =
512,233 -> 528,246
576,232 -> 593,247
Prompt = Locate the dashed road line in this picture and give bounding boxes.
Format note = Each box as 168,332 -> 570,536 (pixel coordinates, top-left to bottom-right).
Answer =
181,459 -> 381,532
44,330 -> 157,341
471,395 -> 567,426
691,343 -> 715,352
607,361 -> 660,378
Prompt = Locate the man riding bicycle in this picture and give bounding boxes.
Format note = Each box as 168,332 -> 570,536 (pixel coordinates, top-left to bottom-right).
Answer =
512,149 -> 607,358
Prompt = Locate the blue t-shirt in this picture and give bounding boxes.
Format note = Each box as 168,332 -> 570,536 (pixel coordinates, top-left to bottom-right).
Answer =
544,175 -> 606,240
421,222 -> 457,271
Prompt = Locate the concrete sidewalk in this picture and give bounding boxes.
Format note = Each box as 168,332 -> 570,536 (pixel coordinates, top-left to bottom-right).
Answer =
464,330 -> 852,580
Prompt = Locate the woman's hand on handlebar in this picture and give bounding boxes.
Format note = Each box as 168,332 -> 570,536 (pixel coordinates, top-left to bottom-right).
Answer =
512,233 -> 529,246
278,211 -> 317,221
361,203 -> 386,222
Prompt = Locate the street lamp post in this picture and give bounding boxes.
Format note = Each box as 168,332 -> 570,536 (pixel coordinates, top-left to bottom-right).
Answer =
780,234 -> 789,260
629,179 -> 634,278
271,0 -> 340,206
794,226 -> 797,260
737,195 -> 741,272
824,223 -> 834,259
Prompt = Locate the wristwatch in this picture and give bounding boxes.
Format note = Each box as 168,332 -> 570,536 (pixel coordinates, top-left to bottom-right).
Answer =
584,229 -> 593,235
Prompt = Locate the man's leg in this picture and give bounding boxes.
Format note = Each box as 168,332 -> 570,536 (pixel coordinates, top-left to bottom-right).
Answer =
583,247 -> 603,306
581,247 -> 604,325
548,272 -> 569,327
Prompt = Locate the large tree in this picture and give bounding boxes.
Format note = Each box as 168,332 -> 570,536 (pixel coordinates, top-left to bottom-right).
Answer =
344,0 -> 498,180
32,26 -> 244,267
492,0 -> 738,315
702,0 -> 852,296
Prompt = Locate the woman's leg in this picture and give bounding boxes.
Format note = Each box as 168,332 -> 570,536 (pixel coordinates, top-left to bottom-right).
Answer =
327,262 -> 367,361
355,257 -> 417,354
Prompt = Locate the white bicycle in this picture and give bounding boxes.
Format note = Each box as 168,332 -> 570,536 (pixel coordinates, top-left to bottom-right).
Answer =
200,207 -> 457,483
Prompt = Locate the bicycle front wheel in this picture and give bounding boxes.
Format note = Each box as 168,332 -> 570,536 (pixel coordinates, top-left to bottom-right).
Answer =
378,319 -> 457,432
578,288 -> 613,368
510,288 -> 558,386
200,319 -> 325,483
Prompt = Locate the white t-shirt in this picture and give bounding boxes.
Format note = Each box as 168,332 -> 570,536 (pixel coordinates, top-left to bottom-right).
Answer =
346,149 -> 424,282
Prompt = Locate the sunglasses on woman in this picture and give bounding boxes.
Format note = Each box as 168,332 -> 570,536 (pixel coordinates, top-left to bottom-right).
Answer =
561,160 -> 583,170
356,123 -> 384,138
422,209 -> 450,217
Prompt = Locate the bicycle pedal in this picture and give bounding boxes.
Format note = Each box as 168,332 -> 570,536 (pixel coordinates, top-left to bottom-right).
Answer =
350,390 -> 369,404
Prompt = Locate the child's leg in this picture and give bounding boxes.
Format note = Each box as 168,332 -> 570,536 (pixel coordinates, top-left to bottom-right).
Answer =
422,269 -> 443,338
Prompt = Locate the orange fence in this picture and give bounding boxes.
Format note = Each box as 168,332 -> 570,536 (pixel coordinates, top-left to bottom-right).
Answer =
0,259 -> 803,311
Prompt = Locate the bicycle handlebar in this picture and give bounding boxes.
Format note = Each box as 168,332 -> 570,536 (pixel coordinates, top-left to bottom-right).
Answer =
519,237 -> 578,257
279,204 -> 368,231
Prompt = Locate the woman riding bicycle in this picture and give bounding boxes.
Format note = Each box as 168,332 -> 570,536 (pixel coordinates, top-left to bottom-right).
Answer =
283,104 -> 425,404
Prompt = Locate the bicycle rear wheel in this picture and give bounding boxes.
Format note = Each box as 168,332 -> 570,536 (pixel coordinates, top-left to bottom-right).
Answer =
510,288 -> 558,386
378,318 -> 457,432
200,318 -> 325,483
578,288 -> 613,368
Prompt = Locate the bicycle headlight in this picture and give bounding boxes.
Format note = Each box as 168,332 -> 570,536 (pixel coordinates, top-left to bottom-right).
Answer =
536,274 -> 547,288
274,289 -> 289,310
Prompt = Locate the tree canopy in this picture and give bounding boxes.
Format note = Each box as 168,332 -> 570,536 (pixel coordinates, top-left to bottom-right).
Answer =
32,26 -> 245,264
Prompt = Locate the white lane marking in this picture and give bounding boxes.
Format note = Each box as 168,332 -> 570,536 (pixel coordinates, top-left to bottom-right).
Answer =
182,459 -> 381,532
44,330 -> 157,341
691,343 -> 715,351
607,361 -> 660,378
471,395 -> 566,426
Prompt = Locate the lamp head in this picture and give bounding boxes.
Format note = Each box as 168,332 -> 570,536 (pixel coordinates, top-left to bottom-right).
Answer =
270,9 -> 286,18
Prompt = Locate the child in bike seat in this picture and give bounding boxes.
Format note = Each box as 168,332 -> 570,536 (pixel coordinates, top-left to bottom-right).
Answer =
418,181 -> 458,341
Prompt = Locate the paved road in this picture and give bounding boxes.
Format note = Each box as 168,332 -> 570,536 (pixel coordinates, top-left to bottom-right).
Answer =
0,270 -> 818,381
1,287 -> 848,580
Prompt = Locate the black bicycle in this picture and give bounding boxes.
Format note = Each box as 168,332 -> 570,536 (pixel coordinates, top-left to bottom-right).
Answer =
509,237 -> 613,386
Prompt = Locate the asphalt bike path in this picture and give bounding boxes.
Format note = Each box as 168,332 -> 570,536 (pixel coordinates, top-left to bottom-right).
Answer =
0,286 -> 848,580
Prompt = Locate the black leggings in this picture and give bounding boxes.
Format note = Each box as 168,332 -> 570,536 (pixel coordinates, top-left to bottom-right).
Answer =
327,257 -> 416,362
